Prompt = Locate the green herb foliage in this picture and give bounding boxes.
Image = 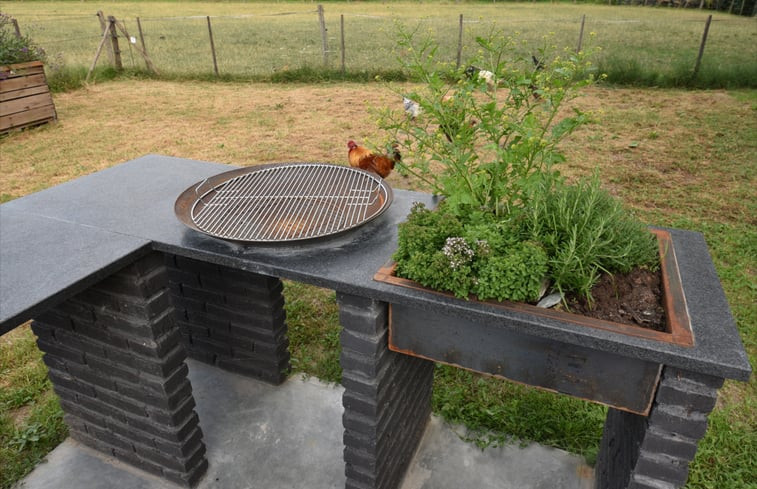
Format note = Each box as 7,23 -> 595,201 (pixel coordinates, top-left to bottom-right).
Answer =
384,26 -> 658,303
525,173 -> 659,301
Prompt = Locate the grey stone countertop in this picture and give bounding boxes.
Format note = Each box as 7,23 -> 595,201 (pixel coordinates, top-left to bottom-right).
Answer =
0,155 -> 751,381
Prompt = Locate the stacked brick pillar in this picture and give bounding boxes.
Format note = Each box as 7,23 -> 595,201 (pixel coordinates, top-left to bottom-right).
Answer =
595,366 -> 723,489
165,255 -> 290,385
337,293 -> 435,489
31,252 -> 207,487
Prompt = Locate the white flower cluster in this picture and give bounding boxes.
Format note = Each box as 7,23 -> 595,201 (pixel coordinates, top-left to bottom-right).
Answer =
442,237 -> 475,270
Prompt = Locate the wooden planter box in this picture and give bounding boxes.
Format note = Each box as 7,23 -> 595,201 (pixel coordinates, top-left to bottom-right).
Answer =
375,228 -> 693,415
1,61 -> 57,134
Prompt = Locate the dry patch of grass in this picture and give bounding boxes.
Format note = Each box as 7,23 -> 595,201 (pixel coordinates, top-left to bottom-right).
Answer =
0,81 -> 406,201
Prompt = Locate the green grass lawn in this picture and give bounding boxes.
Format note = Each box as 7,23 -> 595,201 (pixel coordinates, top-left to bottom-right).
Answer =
4,2 -> 757,87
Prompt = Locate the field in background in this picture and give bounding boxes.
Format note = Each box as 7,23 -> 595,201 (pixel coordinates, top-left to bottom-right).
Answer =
0,79 -> 755,488
3,2 -> 757,87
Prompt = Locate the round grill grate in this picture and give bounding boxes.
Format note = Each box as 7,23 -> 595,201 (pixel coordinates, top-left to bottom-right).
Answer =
175,163 -> 393,243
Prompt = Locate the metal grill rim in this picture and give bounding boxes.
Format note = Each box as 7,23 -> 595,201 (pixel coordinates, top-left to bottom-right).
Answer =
186,163 -> 391,242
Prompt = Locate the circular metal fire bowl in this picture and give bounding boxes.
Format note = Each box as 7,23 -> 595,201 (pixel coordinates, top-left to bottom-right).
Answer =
175,163 -> 393,243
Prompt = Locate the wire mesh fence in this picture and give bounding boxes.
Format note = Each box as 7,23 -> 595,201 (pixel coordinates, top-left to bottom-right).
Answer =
10,6 -> 757,83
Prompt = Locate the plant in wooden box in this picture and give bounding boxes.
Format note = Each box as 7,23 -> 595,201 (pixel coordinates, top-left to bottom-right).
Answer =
1,13 -> 56,133
0,13 -> 46,67
377,26 -> 664,330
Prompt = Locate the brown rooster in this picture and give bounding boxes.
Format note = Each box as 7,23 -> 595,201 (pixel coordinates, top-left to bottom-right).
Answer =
347,140 -> 401,179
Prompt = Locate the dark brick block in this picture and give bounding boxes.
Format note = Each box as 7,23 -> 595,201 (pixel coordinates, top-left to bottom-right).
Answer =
627,475 -> 677,489
64,362 -> 117,391
34,310 -> 74,330
85,421 -> 137,452
663,367 -> 724,391
70,322 -> 130,351
163,458 -> 209,488
40,353 -> 68,373
35,252 -> 207,487
641,427 -> 698,461
59,395 -> 128,427
85,355 -> 142,385
635,451 -> 690,486
205,302 -> 280,324
92,386 -> 149,418
153,426 -> 204,458
51,328 -> 108,358
110,444 -> 168,479
94,308 -> 175,338
166,267 -> 202,288
228,316 -> 287,340
114,376 -> 191,412
215,356 -> 289,384
145,395 -> 196,426
338,293 -> 433,489
47,369 -> 97,398
134,438 -> 206,473
175,296 -> 207,314
341,328 -> 388,359
647,405 -> 709,440
178,283 -> 226,305
173,255 -> 221,277
34,335 -> 86,365
655,381 -> 718,414
106,343 -> 187,378
188,335 -> 233,357
54,298 -> 97,323
126,327 -> 184,359
97,265 -> 167,298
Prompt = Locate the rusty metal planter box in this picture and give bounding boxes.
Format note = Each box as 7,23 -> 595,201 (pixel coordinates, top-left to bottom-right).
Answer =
1,61 -> 57,134
376,229 -> 693,415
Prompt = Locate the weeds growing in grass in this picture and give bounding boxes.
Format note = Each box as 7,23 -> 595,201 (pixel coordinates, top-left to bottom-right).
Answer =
283,281 -> 342,384
0,327 -> 67,489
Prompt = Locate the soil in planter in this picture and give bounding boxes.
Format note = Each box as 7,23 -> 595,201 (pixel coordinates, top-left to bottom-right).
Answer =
562,268 -> 666,332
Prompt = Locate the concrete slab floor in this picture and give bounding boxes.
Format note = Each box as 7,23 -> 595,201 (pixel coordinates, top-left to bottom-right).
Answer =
15,360 -> 594,489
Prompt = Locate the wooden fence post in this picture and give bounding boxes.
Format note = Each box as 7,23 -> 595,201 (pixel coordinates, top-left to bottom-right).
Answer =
318,4 -> 329,67
115,20 -> 159,75
87,27 -> 113,82
693,14 -> 712,78
96,11 -> 115,66
456,14 -> 464,70
340,14 -> 346,75
136,17 -> 148,60
107,15 -> 123,70
577,14 -> 586,53
207,16 -> 219,77
11,18 -> 22,38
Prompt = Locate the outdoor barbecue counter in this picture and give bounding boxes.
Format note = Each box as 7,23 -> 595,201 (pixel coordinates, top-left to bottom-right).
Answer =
0,155 -> 751,489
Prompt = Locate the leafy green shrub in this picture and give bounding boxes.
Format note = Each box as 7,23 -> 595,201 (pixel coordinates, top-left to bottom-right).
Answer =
394,202 -> 548,301
0,13 -> 46,66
